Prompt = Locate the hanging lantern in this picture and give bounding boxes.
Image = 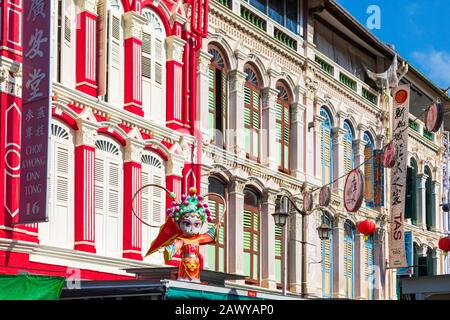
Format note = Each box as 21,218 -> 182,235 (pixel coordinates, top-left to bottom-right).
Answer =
438,236 -> 450,256
357,219 -> 376,240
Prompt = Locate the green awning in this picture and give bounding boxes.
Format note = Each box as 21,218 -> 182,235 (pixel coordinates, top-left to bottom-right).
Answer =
0,274 -> 66,300
166,287 -> 264,300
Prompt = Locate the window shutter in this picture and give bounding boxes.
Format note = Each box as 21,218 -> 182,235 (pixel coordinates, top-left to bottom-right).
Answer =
107,11 -> 121,104
112,16 -> 120,41
108,162 -> 120,216
275,103 -> 283,167
364,144 -> 374,207
95,158 -> 105,211
142,172 -> 149,222
142,33 -> 151,54
56,147 -> 69,203
64,16 -> 71,43
152,174 -> 162,224
142,56 -> 151,79
243,210 -> 252,251
155,40 -> 163,84
344,138 -> 353,175
321,125 -> 331,184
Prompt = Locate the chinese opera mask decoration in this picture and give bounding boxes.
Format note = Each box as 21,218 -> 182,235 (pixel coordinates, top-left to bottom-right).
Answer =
132,185 -> 225,283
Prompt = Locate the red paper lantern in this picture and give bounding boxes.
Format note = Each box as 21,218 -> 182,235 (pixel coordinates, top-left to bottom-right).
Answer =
357,219 -> 376,240
438,236 -> 450,256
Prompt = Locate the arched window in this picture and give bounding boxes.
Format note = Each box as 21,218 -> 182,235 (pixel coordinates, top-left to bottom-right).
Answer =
275,82 -> 291,173
364,133 -> 374,207
321,212 -> 333,298
365,235 -> 375,300
207,45 -> 228,148
95,137 -> 123,257
104,1 -> 124,106
206,177 -> 227,272
40,122 -> 75,249
243,188 -> 261,284
244,64 -> 261,162
141,152 -> 166,264
343,121 -> 354,175
52,0 -> 76,86
142,8 -> 166,124
405,158 -> 418,225
344,221 -> 355,299
320,107 -> 333,185
425,166 -> 435,230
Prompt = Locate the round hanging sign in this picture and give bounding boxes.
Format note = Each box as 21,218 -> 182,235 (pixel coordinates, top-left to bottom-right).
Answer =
303,191 -> 313,212
425,102 -> 444,133
383,142 -> 397,168
343,169 -> 364,213
394,89 -> 408,104
319,186 -> 331,207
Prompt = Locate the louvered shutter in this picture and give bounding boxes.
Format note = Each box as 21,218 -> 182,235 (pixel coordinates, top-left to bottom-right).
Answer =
107,11 -> 122,104
206,199 -> 217,271
252,91 -> 259,158
107,161 -> 120,255
244,87 -> 252,155
275,103 -> 283,167
95,158 -> 105,253
344,138 -> 353,175
243,209 -> 252,278
142,172 -> 149,223
152,173 -> 162,224
321,237 -> 332,298
321,125 -> 331,184
208,67 -> 216,138
283,104 -> 289,169
155,39 -> 163,84
64,16 -> 71,43
344,231 -> 354,299
142,33 -> 151,79
275,225 -> 282,284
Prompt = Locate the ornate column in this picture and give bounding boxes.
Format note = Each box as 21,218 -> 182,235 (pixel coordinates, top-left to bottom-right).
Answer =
290,86 -> 306,180
261,88 -> 279,171
332,214 -> 346,298
166,36 -> 187,130
288,198 -> 302,293
75,0 -> 99,97
417,173 -> 428,229
228,69 -> 247,158
303,81 -> 317,180
228,176 -> 247,277
313,112 -> 325,181
197,50 -> 213,140
122,140 -> 144,260
123,11 -> 147,116
432,180 -> 439,231
332,126 -> 346,193
74,123 -> 97,253
354,232 -> 366,300
261,188 -> 277,289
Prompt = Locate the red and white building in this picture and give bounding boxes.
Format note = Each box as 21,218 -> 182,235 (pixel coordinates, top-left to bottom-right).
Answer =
0,0 -> 209,280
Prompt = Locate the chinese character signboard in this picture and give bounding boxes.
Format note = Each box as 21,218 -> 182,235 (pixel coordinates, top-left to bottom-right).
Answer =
389,85 -> 410,268
18,0 -> 52,224
397,231 -> 413,275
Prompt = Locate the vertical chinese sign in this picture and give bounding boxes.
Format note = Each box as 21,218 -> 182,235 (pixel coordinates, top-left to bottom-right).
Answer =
18,0 -> 52,224
373,149 -> 385,208
389,85 -> 410,268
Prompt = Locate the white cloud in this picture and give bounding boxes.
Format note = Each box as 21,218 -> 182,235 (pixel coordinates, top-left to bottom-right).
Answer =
410,50 -> 450,88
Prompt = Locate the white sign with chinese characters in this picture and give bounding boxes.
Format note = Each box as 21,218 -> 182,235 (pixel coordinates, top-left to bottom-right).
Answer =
389,85 -> 410,268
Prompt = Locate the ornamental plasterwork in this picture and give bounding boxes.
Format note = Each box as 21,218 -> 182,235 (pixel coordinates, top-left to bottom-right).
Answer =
124,141 -> 144,162
76,123 -> 97,147
166,36 -> 186,63
198,50 -> 213,75
123,11 -> 147,40
0,58 -> 22,98
229,70 -> 247,92
209,5 -> 304,77
76,0 -> 98,14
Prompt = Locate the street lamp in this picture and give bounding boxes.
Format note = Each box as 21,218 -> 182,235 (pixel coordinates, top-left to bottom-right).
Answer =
271,194 -> 327,298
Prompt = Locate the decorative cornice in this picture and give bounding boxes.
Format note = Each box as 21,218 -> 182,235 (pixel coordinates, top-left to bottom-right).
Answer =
76,0 -> 99,15
123,11 -> 147,40
166,36 -> 186,63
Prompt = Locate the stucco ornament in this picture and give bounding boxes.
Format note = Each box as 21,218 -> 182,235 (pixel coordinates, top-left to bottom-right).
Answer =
132,185 -> 226,282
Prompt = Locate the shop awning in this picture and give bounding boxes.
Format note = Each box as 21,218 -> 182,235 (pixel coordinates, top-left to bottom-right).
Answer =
0,274 -> 66,300
165,286 -> 264,300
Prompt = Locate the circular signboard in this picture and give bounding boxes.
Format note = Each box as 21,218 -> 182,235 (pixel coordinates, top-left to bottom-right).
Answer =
395,89 -> 408,104
303,191 -> 313,212
319,186 -> 331,207
383,142 -> 397,168
425,102 -> 444,133
343,169 -> 364,213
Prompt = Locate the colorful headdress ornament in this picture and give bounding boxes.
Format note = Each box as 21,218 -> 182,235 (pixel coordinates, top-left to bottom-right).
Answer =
167,187 -> 212,223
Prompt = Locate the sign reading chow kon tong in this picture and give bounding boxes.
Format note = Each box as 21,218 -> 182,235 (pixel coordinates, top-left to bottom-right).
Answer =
18,0 -> 52,224
389,85 -> 410,268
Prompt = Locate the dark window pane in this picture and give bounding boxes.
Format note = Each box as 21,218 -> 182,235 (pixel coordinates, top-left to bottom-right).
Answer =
249,0 -> 267,13
268,0 -> 283,24
286,0 -> 298,33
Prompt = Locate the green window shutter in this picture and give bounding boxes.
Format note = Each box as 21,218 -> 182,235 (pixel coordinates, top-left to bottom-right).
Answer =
243,210 -> 252,250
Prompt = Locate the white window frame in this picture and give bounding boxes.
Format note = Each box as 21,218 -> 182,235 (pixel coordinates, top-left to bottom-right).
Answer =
94,136 -> 124,258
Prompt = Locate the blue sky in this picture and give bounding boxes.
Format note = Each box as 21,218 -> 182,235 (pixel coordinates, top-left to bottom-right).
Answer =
336,0 -> 450,90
